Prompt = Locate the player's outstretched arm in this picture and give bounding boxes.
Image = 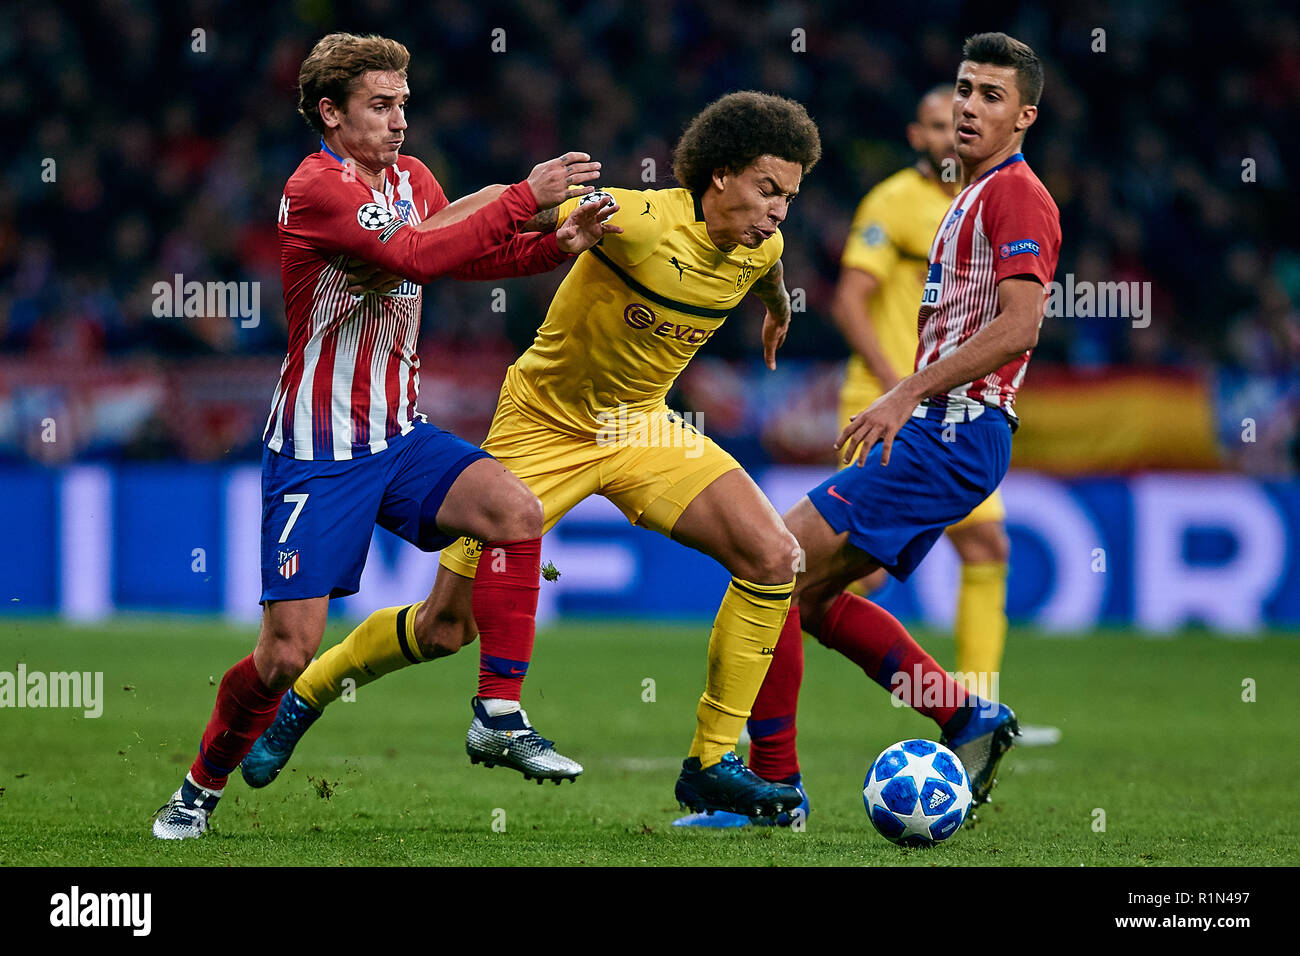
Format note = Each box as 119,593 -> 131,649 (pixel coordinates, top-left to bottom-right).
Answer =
751,259 -> 792,370
342,182 -> 620,291
519,206 -> 561,234
288,153 -> 603,287
413,153 -> 600,231
451,193 -> 622,280
418,185 -> 510,229
836,276 -> 1044,466
344,184 -> 544,293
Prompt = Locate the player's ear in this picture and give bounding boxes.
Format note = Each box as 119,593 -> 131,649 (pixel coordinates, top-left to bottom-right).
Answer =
319,97 -> 342,130
710,167 -> 729,192
1013,103 -> 1037,134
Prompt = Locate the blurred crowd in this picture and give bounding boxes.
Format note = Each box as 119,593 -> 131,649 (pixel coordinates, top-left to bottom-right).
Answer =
2,0 -> 1297,470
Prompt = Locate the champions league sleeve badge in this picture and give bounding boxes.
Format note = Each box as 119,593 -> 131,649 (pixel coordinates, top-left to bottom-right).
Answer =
357,203 -> 397,230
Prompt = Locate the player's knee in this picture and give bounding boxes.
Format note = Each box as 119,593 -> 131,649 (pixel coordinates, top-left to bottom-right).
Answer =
742,528 -> 800,586
257,602 -> 326,687
258,641 -> 315,691
485,485 -> 543,543
255,615 -> 320,689
516,491 -> 544,539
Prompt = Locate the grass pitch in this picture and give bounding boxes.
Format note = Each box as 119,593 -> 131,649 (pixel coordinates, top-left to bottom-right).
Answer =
0,617 -> 1296,866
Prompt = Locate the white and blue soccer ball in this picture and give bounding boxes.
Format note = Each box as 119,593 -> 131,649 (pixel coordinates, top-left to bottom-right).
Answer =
863,739 -> 972,846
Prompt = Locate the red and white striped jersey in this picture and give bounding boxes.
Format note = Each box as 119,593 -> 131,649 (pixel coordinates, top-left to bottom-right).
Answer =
266,146 -> 568,460
914,153 -> 1061,421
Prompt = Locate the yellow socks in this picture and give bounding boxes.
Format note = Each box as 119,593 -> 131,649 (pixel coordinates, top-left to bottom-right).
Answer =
294,602 -> 428,711
689,578 -> 793,768
953,562 -> 1007,693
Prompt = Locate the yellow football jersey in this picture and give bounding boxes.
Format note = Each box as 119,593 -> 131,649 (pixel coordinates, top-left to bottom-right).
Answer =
840,167 -> 953,391
504,187 -> 783,437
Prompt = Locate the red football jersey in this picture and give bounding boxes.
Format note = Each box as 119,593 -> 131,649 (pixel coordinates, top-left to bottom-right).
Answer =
915,153 -> 1061,420
266,147 -> 567,460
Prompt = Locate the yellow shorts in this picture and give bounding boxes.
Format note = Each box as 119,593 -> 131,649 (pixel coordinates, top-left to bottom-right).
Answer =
838,372 -> 1006,532
440,386 -> 741,577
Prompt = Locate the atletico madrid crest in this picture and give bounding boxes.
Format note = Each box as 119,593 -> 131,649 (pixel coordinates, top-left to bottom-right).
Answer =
277,549 -> 300,580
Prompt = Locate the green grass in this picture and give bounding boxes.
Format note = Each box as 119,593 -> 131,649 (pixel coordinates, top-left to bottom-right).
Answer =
0,617 -> 1297,866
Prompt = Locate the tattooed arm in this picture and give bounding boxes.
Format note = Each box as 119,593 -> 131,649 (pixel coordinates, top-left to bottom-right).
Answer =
751,259 -> 793,370
519,205 -> 561,234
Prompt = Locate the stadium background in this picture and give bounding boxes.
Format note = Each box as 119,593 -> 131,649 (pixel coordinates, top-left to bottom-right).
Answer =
3,0 -> 1298,632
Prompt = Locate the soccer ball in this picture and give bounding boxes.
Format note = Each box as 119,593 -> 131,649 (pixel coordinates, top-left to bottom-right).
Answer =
863,739 -> 972,846
578,189 -> 614,207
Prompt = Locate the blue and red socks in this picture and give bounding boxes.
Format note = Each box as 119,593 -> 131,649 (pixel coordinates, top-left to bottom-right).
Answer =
745,606 -> 804,782
189,653 -> 284,792
474,537 -> 542,705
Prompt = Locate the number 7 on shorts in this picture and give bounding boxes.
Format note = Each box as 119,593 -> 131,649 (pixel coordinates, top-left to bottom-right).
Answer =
279,493 -> 309,543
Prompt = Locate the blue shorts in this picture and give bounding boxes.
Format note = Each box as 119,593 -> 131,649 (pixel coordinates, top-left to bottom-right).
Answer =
808,405 -> 1011,581
260,421 -> 491,602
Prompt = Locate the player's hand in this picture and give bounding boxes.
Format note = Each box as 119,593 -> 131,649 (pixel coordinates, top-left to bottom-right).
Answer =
555,193 -> 623,254
527,152 -> 602,209
835,382 -> 919,467
345,259 -> 403,295
762,309 -> 790,370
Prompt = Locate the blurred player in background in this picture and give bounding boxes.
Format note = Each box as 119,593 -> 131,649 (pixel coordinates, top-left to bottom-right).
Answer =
152,32 -> 619,839
682,32 -> 1061,827
245,91 -> 822,819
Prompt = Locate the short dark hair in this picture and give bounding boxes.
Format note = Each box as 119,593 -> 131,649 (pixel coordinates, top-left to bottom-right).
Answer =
298,33 -> 411,135
960,32 -> 1043,106
672,91 -> 821,195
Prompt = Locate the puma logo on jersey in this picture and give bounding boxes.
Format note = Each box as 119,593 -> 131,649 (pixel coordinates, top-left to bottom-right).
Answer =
669,256 -> 691,281
641,201 -> 656,219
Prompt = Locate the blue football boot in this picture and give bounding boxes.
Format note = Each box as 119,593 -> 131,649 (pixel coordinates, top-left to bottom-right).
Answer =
672,773 -> 809,828
240,688 -> 322,788
941,699 -> 1020,806
674,752 -> 803,819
